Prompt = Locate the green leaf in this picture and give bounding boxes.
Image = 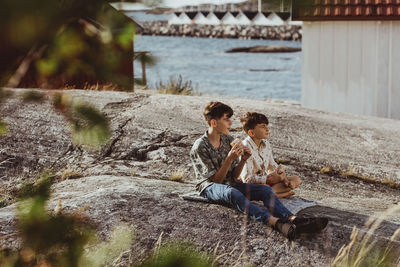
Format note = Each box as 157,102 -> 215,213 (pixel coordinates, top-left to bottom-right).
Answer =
71,102 -> 110,148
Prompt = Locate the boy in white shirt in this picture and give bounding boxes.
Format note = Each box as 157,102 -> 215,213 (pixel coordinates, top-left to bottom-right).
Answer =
239,112 -> 301,198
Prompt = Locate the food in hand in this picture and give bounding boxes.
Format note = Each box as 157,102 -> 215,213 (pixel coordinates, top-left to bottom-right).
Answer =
277,164 -> 285,175
230,138 -> 242,147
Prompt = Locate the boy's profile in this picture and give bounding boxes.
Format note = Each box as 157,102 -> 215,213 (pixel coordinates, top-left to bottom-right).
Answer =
239,112 -> 301,198
190,101 -> 328,240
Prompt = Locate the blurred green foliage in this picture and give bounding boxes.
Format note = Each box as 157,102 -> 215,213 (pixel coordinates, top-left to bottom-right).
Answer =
21,90 -> 46,103
0,170 -> 213,267
0,0 -> 135,90
0,171 -> 135,266
70,102 -> 110,148
0,171 -> 93,266
79,225 -> 133,267
53,93 -> 110,148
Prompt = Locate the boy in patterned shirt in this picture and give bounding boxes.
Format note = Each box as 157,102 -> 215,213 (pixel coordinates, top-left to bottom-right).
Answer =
190,102 -> 328,240
239,112 -> 301,198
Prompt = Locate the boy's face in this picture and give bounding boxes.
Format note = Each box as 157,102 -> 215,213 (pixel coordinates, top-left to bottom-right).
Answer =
212,113 -> 232,135
250,123 -> 269,139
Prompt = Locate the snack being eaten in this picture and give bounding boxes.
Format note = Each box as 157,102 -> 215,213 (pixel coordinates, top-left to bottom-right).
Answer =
277,164 -> 285,175
230,138 -> 241,147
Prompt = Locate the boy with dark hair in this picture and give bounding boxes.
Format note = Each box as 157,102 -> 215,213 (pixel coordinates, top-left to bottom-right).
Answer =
239,112 -> 301,198
190,101 -> 328,240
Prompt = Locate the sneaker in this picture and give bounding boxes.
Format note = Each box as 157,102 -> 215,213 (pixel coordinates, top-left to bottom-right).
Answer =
291,216 -> 329,234
274,219 -> 296,240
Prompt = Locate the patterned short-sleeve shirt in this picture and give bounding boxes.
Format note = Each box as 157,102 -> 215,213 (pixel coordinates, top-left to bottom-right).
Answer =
239,136 -> 278,184
190,132 -> 239,193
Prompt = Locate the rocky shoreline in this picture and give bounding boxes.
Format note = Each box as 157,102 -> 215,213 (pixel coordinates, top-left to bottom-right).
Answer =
138,21 -> 302,41
1,89 -> 399,266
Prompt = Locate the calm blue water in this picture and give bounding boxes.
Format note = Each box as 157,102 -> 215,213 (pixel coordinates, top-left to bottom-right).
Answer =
134,35 -> 302,101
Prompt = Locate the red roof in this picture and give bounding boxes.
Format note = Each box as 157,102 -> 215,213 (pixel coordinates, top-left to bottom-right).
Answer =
292,0 -> 400,21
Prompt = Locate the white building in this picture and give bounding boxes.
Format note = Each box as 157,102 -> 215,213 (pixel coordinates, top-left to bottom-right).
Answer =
236,11 -> 253,25
221,11 -> 240,25
177,12 -> 193,24
193,11 -> 209,24
168,12 -> 182,25
206,12 -> 222,25
293,1 -> 400,119
252,12 -> 269,26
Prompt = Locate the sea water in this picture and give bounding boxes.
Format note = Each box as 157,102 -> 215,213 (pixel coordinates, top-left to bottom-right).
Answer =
134,34 -> 302,101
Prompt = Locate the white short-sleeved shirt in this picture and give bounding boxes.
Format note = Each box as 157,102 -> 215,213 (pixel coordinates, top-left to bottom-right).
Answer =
240,136 -> 278,184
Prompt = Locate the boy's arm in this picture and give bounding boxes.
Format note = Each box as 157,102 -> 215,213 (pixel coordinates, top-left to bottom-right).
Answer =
232,145 -> 251,180
267,145 -> 290,187
210,142 -> 244,184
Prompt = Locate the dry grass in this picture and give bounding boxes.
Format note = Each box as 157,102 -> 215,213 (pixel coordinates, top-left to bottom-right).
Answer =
332,204 -> 400,267
319,166 -> 400,189
156,75 -> 199,96
320,166 -> 332,174
276,157 -> 290,164
62,82 -> 122,91
168,168 -> 186,182
60,170 -> 82,181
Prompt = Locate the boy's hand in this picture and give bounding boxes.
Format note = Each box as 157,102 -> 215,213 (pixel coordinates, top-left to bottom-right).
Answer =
266,171 -> 282,184
241,145 -> 251,161
227,142 -> 243,161
282,175 -> 290,188
267,169 -> 290,187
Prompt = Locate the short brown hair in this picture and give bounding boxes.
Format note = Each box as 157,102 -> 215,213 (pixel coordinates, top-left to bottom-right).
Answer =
240,112 -> 269,133
203,101 -> 233,125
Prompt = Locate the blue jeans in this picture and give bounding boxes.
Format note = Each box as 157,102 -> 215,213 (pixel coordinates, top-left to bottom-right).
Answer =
201,182 -> 293,224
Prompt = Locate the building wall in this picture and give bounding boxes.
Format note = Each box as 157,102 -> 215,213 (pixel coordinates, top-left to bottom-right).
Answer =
302,21 -> 400,120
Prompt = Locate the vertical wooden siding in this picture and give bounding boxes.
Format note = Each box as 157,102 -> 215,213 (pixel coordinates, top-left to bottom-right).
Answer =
302,21 -> 400,119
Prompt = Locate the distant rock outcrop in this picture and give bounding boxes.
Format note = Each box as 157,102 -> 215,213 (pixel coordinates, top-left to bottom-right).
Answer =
226,45 -> 301,53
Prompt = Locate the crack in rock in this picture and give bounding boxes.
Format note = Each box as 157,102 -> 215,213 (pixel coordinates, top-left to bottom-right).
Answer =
102,118 -> 133,158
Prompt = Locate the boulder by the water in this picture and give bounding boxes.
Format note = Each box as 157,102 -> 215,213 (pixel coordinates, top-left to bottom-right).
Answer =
226,45 -> 301,53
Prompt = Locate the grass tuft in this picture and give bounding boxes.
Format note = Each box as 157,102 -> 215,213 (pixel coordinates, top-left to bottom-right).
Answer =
276,157 -> 290,164
320,166 -> 332,174
169,168 -> 186,182
156,75 -> 199,96
61,170 -> 82,181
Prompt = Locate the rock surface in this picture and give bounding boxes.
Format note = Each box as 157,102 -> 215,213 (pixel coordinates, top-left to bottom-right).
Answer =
0,89 -> 399,266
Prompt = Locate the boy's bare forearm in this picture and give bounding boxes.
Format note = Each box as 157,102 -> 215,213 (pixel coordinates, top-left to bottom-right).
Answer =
232,159 -> 246,180
210,157 -> 234,184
